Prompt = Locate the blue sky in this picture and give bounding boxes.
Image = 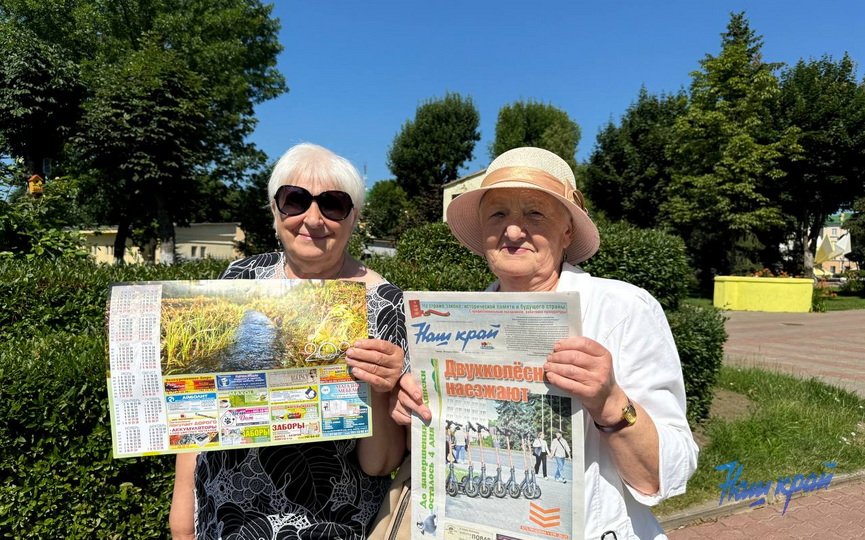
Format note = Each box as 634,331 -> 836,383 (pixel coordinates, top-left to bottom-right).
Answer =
249,1 -> 865,189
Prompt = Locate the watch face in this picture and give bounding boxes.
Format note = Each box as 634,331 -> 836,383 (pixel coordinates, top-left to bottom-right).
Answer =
623,403 -> 637,425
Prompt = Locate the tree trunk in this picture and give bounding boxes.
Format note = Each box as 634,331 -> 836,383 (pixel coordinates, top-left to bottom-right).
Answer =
113,217 -> 130,265
141,238 -> 157,264
803,214 -> 828,278
156,193 -> 176,265
800,222 -> 813,278
802,240 -> 814,278
24,153 -> 47,179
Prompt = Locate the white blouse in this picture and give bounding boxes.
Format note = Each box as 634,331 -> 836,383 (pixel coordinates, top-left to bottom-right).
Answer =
488,263 -> 699,539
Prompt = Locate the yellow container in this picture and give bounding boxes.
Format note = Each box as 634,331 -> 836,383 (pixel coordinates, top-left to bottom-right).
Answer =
713,276 -> 813,312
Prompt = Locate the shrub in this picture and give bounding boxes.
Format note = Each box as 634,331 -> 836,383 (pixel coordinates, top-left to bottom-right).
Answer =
385,221 -> 691,305
0,332 -> 177,538
370,222 -> 495,291
0,258 -> 229,339
348,226 -> 372,259
582,222 -> 690,310
812,287 -> 829,312
0,258 -> 228,538
666,305 -> 727,426
839,270 -> 864,295
395,222 -> 489,271
0,176 -> 91,261
367,255 -> 494,292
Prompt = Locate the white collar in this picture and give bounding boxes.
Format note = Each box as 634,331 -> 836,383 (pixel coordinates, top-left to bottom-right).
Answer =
484,262 -> 588,291
485,262 -> 591,322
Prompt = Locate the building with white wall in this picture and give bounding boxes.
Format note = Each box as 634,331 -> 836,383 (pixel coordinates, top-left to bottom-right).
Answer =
82,222 -> 245,264
818,213 -> 857,275
441,169 -> 485,222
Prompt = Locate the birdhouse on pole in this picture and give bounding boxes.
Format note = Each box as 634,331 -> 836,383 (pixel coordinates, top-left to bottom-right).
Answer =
28,174 -> 44,197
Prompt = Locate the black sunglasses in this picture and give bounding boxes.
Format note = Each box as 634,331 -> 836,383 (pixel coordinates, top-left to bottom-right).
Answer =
273,185 -> 354,221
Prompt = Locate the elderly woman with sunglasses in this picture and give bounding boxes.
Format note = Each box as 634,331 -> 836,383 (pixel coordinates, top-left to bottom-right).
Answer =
170,143 -> 408,540
392,148 -> 698,539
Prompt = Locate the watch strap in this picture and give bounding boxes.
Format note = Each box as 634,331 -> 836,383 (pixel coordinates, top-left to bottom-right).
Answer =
593,417 -> 629,433
593,400 -> 636,433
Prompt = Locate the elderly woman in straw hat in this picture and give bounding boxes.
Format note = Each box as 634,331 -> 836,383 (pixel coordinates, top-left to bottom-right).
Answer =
392,147 -> 698,539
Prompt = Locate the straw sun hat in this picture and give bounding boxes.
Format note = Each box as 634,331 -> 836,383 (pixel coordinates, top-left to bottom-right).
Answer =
446,147 -> 600,265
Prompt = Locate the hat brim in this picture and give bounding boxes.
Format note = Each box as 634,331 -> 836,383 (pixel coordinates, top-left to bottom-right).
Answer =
446,181 -> 600,265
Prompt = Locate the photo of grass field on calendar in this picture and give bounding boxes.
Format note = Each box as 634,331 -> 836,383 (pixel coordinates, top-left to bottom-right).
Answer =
159,280 -> 367,376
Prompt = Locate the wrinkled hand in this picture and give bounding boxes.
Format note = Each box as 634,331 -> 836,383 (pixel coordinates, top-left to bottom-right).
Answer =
390,372 -> 431,425
345,339 -> 404,394
544,337 -> 627,426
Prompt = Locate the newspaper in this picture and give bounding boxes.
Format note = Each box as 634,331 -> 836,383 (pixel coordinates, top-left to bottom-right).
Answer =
106,279 -> 369,458
405,291 -> 585,540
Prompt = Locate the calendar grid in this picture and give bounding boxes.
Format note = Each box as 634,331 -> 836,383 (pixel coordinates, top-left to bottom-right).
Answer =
108,284 -> 168,455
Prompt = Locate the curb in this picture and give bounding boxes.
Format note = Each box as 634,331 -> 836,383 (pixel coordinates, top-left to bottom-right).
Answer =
658,468 -> 865,531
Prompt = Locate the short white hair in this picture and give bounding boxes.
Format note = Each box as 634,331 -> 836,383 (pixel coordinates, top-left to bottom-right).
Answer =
267,143 -> 366,211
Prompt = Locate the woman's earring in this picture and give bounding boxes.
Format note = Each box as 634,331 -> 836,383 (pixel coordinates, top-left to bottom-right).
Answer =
562,251 -> 567,262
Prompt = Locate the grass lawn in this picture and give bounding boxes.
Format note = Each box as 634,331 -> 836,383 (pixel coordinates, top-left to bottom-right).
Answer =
687,292 -> 865,311
654,365 -> 865,516
683,297 -> 713,309
824,292 -> 865,311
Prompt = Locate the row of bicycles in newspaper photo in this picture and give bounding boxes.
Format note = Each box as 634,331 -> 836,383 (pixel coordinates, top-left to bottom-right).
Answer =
445,419 -> 542,499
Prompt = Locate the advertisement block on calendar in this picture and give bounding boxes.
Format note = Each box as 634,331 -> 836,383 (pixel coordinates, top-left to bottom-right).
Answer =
405,291 -> 585,540
106,279 -> 369,458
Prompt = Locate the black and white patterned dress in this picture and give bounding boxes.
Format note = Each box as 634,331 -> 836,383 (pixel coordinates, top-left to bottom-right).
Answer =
194,252 -> 408,540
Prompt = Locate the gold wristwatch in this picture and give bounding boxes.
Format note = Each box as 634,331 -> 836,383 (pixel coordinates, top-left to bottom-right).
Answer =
593,399 -> 637,433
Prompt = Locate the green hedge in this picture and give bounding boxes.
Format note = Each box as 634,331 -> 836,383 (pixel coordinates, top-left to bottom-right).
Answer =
0,258 -> 229,337
366,255 -> 495,292
0,334 -> 175,538
839,270 -> 864,295
367,222 -> 495,292
666,305 -> 728,425
581,222 -> 690,310
379,221 -> 691,311
0,259 -> 228,539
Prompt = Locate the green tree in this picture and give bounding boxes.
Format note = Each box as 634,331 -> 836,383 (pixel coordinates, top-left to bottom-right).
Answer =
494,400 -> 536,442
773,54 -> 865,274
146,0 -> 285,183
490,99 -> 581,171
74,43 -> 212,264
584,88 -> 687,228
387,92 -> 480,224
1,163 -> 89,260
843,200 -> 864,265
363,179 -> 409,238
0,0 -> 286,263
665,12 -> 801,288
234,166 -> 280,256
0,22 -> 84,179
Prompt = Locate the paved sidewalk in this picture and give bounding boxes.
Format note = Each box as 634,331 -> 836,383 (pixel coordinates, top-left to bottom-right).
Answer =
661,309 -> 865,538
666,476 -> 865,539
722,310 -> 865,398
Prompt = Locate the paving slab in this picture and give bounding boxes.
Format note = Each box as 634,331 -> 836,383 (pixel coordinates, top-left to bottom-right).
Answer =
721,310 -> 865,398
665,475 -> 865,539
